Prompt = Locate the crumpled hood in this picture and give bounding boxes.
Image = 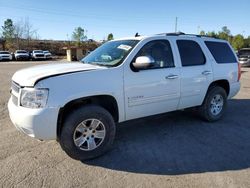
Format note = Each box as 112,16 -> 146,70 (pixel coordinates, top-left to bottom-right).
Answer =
12,62 -> 104,87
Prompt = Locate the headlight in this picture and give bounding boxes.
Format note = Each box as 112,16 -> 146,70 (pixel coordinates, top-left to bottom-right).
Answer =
20,88 -> 49,108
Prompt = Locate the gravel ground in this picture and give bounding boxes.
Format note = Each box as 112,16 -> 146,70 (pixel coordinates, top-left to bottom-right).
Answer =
0,61 -> 250,188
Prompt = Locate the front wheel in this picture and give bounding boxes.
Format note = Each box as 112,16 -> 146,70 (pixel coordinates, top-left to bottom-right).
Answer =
60,105 -> 116,161
199,86 -> 227,122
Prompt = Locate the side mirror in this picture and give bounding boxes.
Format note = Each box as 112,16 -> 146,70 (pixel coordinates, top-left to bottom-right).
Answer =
132,56 -> 155,70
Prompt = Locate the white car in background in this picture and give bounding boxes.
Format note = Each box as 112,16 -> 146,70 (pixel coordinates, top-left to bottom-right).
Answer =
43,50 -> 52,59
0,51 -> 12,61
14,50 -> 30,61
31,50 -> 45,60
238,48 -> 250,67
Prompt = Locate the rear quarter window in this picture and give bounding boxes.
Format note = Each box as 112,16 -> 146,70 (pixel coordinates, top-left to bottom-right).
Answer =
205,41 -> 237,64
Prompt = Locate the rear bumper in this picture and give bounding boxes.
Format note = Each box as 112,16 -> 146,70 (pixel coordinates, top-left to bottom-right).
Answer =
228,82 -> 241,99
8,98 -> 59,140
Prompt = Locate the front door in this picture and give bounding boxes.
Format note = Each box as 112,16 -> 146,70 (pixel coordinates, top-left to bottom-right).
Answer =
124,39 -> 181,120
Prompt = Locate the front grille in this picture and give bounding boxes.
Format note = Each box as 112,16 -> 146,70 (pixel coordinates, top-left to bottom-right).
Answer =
17,55 -> 28,58
240,55 -> 250,58
12,81 -> 20,93
36,54 -> 44,57
12,94 -> 18,106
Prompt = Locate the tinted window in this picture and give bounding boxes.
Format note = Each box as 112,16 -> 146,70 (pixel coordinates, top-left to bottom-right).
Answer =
238,49 -> 250,56
34,50 -> 44,53
0,51 -> 10,54
205,41 -> 237,63
134,40 -> 174,69
177,40 -> 206,66
16,51 -> 27,53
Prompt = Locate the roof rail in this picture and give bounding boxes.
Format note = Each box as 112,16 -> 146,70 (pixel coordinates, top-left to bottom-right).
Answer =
157,32 -> 216,39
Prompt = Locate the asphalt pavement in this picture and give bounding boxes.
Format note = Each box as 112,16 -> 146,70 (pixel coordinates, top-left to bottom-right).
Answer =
0,61 -> 250,188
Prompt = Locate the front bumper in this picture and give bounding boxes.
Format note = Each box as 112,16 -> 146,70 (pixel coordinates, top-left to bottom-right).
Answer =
16,55 -> 30,60
239,60 -> 250,67
33,55 -> 46,59
8,98 -> 59,140
0,56 -> 12,60
45,54 -> 52,59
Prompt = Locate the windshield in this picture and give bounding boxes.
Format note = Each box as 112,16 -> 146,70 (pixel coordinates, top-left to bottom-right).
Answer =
43,51 -> 49,53
239,49 -> 250,56
34,50 -> 43,53
81,40 -> 139,67
16,50 -> 27,53
0,51 -> 10,54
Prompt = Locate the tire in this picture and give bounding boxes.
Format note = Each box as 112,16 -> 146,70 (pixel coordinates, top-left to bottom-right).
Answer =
199,86 -> 227,122
59,105 -> 116,161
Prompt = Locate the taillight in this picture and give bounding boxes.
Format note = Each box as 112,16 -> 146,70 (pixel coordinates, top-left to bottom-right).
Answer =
238,63 -> 241,81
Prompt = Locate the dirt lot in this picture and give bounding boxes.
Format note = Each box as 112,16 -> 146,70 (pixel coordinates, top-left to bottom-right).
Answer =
0,61 -> 250,188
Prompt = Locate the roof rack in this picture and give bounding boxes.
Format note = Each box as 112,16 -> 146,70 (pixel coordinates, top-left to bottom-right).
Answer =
157,32 -> 216,39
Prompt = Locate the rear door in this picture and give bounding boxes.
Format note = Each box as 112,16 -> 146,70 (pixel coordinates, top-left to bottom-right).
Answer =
204,41 -> 239,98
175,39 -> 213,109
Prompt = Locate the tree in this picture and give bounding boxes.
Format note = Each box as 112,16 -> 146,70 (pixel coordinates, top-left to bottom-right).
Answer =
72,27 -> 87,47
1,19 -> 15,40
199,30 -> 206,36
218,26 -> 231,41
23,18 -> 37,47
1,19 -> 15,49
207,31 -> 217,38
232,34 -> 244,50
107,33 -> 114,41
13,20 -> 24,49
222,26 -> 231,35
244,36 -> 250,48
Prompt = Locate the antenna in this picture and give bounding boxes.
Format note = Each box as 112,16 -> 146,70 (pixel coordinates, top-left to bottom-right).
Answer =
175,17 -> 178,33
135,33 -> 140,37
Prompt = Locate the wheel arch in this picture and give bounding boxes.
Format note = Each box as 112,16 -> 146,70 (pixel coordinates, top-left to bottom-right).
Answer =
202,79 -> 230,105
57,95 -> 119,139
208,79 -> 230,96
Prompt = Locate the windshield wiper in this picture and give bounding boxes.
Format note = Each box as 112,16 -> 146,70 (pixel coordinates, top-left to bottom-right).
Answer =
87,62 -> 112,67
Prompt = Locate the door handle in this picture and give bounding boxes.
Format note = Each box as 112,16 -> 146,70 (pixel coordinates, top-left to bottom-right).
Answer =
165,74 -> 179,79
202,70 -> 212,75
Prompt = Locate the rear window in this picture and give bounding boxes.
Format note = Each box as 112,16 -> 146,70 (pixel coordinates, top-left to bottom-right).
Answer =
205,41 -> 237,63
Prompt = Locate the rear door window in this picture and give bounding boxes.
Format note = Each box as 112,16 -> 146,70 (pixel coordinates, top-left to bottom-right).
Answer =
177,40 -> 206,66
205,41 -> 237,63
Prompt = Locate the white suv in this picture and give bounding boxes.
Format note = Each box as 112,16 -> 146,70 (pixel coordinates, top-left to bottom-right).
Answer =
0,51 -> 12,61
8,33 -> 241,160
31,50 -> 45,60
14,50 -> 30,61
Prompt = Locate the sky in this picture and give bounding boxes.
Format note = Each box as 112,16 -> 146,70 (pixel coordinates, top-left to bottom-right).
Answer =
0,0 -> 249,41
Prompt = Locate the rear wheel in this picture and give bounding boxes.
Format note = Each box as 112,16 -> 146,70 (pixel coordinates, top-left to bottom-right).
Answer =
60,105 -> 116,161
199,86 -> 227,122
